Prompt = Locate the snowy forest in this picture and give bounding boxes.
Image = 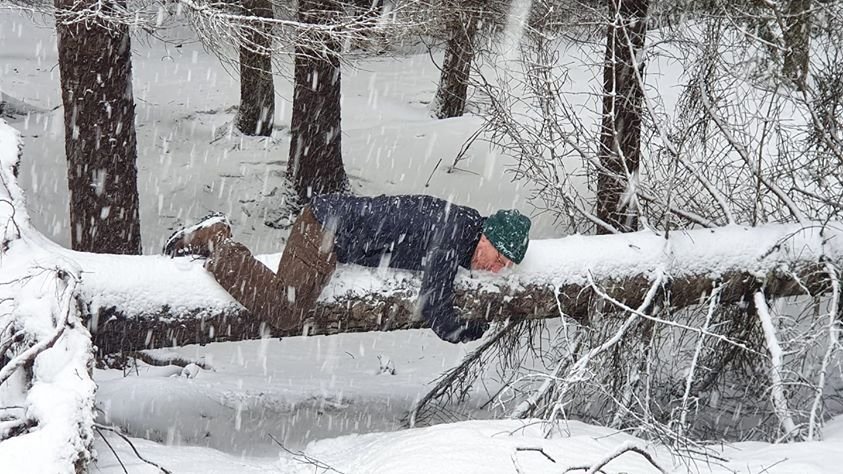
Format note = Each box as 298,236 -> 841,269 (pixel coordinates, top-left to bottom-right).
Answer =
2,0 -> 843,472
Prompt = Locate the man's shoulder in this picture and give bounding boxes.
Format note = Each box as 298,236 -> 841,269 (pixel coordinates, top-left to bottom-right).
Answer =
311,193 -> 481,216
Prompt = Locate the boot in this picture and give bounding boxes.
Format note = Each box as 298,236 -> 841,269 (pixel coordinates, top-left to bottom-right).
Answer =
163,213 -> 232,257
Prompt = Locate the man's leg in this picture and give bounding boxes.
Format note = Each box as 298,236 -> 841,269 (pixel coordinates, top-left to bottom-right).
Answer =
200,207 -> 336,332
204,239 -> 291,329
272,206 -> 337,330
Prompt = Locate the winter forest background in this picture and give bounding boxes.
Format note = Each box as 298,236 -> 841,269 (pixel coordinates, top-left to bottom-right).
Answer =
2,0 -> 843,472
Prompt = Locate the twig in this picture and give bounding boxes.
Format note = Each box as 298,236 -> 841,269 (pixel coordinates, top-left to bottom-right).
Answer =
679,282 -> 722,430
95,426 -> 129,474
424,157 -> 443,188
563,443 -> 668,474
698,84 -> 807,224
448,126 -> 484,173
540,274 -> 666,425
515,446 -> 556,463
268,432 -> 345,474
409,320 -> 522,427
125,350 -> 212,370
95,424 -> 172,474
512,446 -> 556,474
0,273 -> 75,387
588,272 -> 757,354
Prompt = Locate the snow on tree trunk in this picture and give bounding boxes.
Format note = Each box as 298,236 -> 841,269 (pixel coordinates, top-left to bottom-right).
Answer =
235,0 -> 275,136
596,0 -> 649,234
54,0 -> 142,254
287,0 -> 348,203
0,120 -> 96,473
431,0 -> 481,119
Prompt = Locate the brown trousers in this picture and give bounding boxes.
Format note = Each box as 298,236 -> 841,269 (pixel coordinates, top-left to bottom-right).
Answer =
205,206 -> 337,333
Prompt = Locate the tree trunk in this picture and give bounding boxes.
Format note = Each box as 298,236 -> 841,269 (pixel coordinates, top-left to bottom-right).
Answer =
596,0 -> 649,234
287,0 -> 348,203
236,0 -> 275,136
782,0 -> 811,89
432,1 -> 480,119
54,0 -> 142,254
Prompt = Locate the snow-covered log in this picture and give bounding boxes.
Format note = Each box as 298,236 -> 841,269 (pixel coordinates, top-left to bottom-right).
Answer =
75,222 -> 843,354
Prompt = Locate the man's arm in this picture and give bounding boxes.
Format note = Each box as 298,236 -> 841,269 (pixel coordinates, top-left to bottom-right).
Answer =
419,248 -> 488,343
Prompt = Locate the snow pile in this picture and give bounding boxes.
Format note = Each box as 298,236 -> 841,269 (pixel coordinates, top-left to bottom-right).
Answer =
0,118 -> 96,472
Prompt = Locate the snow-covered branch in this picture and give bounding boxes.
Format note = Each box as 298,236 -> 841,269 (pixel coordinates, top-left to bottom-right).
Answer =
808,263 -> 840,440
0,120 -> 96,473
754,291 -> 799,439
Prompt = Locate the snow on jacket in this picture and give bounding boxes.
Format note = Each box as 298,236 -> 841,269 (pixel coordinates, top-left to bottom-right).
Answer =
310,193 -> 488,342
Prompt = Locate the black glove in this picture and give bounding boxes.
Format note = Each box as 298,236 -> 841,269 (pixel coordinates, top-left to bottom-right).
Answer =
430,314 -> 489,344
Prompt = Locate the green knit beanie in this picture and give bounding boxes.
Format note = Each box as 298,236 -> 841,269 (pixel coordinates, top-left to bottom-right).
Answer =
482,209 -> 531,264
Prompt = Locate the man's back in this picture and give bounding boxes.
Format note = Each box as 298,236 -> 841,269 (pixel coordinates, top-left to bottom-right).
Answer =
309,194 -> 484,271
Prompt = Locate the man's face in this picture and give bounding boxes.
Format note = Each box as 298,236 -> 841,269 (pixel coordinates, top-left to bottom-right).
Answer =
471,235 -> 514,273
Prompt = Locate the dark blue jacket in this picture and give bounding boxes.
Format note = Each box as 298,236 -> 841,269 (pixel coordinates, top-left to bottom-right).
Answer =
310,194 -> 488,342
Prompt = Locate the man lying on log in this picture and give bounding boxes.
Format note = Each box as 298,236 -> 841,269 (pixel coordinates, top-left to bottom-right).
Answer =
163,194 -> 532,343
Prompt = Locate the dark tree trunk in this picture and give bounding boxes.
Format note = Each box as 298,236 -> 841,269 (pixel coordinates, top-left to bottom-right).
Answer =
432,1 -> 480,119
287,0 -> 348,203
596,0 -> 649,234
236,0 -> 275,136
782,0 -> 811,89
54,0 -> 142,254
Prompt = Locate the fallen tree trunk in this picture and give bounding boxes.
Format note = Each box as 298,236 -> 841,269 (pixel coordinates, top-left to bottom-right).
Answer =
72,223 -> 843,354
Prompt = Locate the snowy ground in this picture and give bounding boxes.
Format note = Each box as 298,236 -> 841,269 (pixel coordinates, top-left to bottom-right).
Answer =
93,414 -> 843,473
4,8 -> 843,474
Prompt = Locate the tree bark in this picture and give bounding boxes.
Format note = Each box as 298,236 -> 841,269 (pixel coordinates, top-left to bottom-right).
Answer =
432,1 -> 481,119
54,0 -> 142,254
596,0 -> 649,234
782,0 -> 811,89
287,0 -> 348,203
236,0 -> 275,136
74,223 -> 842,355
